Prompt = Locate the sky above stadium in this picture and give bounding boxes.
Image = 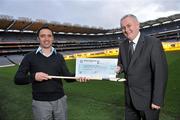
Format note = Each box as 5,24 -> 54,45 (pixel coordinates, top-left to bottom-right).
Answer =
0,0 -> 180,29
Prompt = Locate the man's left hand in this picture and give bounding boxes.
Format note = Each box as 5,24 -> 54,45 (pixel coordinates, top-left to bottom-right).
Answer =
151,103 -> 160,110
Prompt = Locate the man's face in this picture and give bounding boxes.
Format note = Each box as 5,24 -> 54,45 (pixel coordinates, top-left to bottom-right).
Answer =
38,29 -> 54,49
121,16 -> 140,41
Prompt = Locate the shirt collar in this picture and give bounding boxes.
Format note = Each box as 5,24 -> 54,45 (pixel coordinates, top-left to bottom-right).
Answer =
129,32 -> 141,44
36,46 -> 57,55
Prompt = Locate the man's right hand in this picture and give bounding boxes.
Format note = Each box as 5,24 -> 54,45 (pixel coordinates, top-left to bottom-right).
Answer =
35,72 -> 49,81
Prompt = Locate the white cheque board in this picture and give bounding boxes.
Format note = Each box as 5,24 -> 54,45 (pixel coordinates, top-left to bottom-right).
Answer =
76,58 -> 118,79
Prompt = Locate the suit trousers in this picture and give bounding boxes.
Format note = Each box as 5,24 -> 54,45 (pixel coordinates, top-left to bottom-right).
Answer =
125,105 -> 160,120
32,95 -> 67,120
125,87 -> 160,120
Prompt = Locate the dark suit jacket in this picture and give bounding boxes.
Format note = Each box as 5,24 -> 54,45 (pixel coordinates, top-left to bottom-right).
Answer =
118,34 -> 168,110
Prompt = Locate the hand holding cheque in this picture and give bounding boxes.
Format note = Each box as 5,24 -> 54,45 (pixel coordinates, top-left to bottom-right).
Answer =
48,58 -> 126,82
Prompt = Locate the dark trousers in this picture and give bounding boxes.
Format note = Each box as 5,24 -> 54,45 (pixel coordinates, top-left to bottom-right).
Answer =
125,105 -> 160,120
125,87 -> 160,120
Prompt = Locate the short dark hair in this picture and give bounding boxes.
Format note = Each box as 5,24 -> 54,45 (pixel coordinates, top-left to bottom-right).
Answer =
37,26 -> 54,37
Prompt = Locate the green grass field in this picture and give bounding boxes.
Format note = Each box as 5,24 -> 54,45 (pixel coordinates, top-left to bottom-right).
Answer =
0,51 -> 180,120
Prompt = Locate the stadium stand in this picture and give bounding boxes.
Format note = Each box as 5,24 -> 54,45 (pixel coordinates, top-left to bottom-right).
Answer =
151,29 -> 180,42
0,14 -> 180,67
5,55 -> 24,64
0,56 -> 14,67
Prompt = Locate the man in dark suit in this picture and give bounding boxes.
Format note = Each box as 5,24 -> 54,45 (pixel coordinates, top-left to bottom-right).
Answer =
116,14 -> 168,120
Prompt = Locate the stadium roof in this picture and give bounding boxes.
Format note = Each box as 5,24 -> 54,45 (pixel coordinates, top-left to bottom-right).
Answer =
0,13 -> 180,34
0,15 -> 109,34
140,14 -> 180,28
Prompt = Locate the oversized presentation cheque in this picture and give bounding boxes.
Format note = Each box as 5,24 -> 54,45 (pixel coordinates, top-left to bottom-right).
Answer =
75,58 -> 126,82
48,58 -> 126,82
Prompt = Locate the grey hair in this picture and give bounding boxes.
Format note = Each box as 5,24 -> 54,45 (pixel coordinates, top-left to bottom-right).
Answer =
120,14 -> 139,23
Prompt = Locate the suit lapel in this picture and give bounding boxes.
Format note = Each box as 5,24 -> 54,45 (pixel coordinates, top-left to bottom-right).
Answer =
121,40 -> 129,71
128,34 -> 145,69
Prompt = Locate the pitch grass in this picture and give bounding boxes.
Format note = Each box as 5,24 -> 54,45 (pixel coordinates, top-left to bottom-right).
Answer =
0,51 -> 179,120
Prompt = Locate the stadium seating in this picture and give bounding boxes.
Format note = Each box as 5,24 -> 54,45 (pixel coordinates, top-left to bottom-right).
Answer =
0,14 -> 179,67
